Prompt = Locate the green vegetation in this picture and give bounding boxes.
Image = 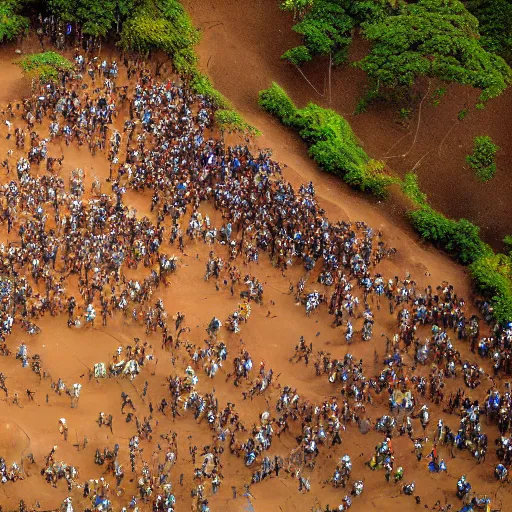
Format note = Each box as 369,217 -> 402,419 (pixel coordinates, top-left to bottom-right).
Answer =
357,0 -> 512,107
280,0 -> 353,66
259,82 -> 394,197
47,0 -> 126,37
401,172 -> 427,206
408,206 -> 491,265
458,108 -> 469,121
466,0 -> 512,61
0,0 -> 29,42
470,254 -> 512,324
119,0 -> 199,74
466,135 -> 499,182
278,0 -> 512,107
188,72 -> 231,109
504,236 -> 512,255
214,109 -> 261,137
17,51 -> 74,82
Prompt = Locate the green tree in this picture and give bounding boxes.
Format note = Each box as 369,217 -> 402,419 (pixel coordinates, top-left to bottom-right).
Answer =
47,0 -> 136,36
356,0 -> 512,106
0,0 -> 29,42
281,0 -> 354,66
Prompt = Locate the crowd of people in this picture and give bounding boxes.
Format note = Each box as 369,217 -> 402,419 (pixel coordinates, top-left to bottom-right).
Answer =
0,39 -> 509,512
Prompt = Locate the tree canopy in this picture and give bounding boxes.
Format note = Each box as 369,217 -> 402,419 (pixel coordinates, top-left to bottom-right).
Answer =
279,0 -> 512,106
466,0 -> 512,61
0,0 -> 29,42
281,0 -> 354,66
119,0 -> 199,72
356,0 -> 512,105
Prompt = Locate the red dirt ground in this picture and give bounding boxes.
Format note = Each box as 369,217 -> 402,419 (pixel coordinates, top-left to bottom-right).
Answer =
182,0 -> 512,251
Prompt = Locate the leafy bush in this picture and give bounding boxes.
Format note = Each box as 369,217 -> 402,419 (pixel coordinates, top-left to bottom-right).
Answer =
408,205 -> 491,264
281,0 -> 353,66
458,108 -> 469,121
258,83 -> 393,197
119,0 -> 199,70
281,46 -> 312,66
258,82 -> 298,125
357,0 -> 512,105
214,109 -> 260,136
188,72 -> 230,109
401,172 -> 428,206
466,135 -> 499,182
470,254 -> 512,324
504,235 -> 512,254
17,51 -> 74,82
0,0 -> 29,42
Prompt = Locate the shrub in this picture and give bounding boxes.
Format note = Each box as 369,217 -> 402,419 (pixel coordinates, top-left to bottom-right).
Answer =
17,51 -> 74,82
458,108 -> 469,121
214,109 -> 260,137
470,254 -> 512,324
189,72 -> 231,109
281,46 -> 312,66
466,135 -> 499,182
0,0 -> 28,42
258,82 -> 298,125
259,83 -> 393,197
467,0 -> 512,62
408,206 -> 491,264
504,235 -> 512,254
401,172 -> 428,206
357,0 -> 512,106
281,0 -> 353,66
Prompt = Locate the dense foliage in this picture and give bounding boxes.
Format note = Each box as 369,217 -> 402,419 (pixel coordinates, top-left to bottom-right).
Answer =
466,0 -> 512,62
466,135 -> 499,182
408,205 -> 491,265
0,0 -> 29,42
357,0 -> 512,106
259,82 -> 394,197
119,0 -> 198,74
279,0 -> 512,106
17,51 -> 74,81
470,254 -> 512,324
401,172 -> 428,206
281,0 -> 353,66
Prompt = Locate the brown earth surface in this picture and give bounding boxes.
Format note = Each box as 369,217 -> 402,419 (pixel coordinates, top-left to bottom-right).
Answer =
0,11 -> 509,512
182,0 -> 512,251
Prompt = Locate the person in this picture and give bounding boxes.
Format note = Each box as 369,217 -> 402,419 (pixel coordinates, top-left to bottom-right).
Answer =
402,481 -> 415,496
456,475 -> 471,499
59,418 -> 68,441
495,463 -> 507,481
